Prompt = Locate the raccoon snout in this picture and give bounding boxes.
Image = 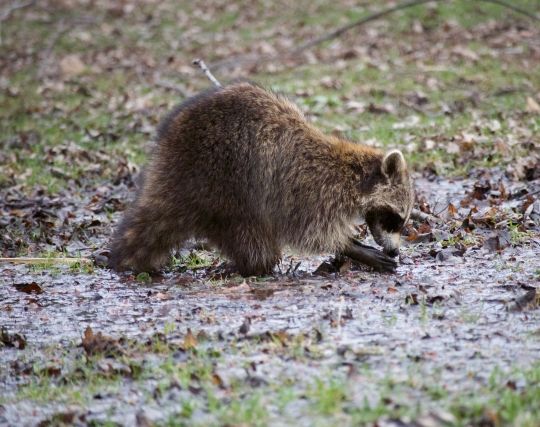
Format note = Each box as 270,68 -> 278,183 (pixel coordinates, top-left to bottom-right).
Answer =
379,232 -> 401,258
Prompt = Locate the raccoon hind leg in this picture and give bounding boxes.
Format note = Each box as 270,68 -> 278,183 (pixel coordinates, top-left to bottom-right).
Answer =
216,221 -> 281,277
108,206 -> 186,273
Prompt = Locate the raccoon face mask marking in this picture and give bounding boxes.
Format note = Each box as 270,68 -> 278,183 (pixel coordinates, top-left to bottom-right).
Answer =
364,150 -> 414,257
365,207 -> 405,257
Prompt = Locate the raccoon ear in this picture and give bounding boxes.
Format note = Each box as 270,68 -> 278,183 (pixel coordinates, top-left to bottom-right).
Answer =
382,150 -> 406,180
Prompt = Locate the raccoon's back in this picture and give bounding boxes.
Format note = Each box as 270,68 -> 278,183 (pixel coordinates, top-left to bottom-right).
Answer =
145,84 -> 283,220
151,83 -> 307,203
156,82 -> 305,153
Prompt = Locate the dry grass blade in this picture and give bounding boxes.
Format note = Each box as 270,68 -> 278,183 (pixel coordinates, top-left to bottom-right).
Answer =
0,257 -> 93,266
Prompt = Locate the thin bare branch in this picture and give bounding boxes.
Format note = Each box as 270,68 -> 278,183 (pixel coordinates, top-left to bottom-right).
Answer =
193,58 -> 222,87
0,257 -> 93,266
479,0 -> 539,21
211,0 -> 539,71
296,0 -> 538,55
411,208 -> 444,224
294,0 -> 441,54
0,0 -> 36,22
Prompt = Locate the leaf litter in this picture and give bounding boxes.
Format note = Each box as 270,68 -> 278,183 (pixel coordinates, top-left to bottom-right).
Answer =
1,0 -> 540,425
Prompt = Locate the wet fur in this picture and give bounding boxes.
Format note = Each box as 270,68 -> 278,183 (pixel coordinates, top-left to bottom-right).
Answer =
109,82 -> 413,276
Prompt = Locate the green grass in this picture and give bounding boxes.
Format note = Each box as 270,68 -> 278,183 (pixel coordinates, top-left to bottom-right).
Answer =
1,1 -> 539,425
7,334 -> 540,427
1,1 -> 539,194
308,378 -> 348,415
171,251 -> 214,271
452,364 -> 540,427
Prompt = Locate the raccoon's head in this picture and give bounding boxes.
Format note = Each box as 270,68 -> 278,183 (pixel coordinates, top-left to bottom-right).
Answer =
364,150 -> 414,257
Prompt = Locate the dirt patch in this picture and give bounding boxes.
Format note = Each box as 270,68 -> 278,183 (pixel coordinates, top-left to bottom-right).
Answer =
1,177 -> 539,426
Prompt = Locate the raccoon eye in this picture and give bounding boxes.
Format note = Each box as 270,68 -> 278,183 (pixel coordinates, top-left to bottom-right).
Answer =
380,210 -> 404,232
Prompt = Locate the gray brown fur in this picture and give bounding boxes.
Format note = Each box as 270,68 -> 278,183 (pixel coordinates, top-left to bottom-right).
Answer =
109,82 -> 414,276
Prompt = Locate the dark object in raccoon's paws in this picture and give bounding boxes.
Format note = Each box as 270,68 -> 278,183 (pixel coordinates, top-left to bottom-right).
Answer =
342,238 -> 397,273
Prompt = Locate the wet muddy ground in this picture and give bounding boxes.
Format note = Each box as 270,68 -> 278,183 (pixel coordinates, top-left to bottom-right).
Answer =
1,176 -> 539,426
2,1 -> 540,425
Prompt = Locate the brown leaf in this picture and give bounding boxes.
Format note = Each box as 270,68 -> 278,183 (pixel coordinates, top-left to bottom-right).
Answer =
406,227 -> 419,242
1,327 -> 26,349
470,181 -> 491,201
183,328 -> 197,350
211,372 -> 226,389
507,289 -> 540,312
472,207 -> 499,227
367,102 -> 394,114
13,282 -> 43,294
526,96 -> 540,114
81,326 -> 123,357
447,203 -> 458,218
38,411 -> 80,426
271,330 -> 290,345
60,54 -> 86,78
238,317 -> 251,335
405,293 -> 419,305
417,222 -> 432,234
483,231 -> 511,252
38,365 -> 62,377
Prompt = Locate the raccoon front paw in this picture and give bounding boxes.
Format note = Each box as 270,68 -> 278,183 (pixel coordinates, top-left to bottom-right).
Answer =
343,240 -> 397,273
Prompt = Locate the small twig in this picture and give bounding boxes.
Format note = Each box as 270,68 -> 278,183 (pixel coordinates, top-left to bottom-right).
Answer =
294,0 -> 441,54
479,0 -> 539,21
211,0 -> 539,71
192,58 -> 222,87
337,295 -> 344,336
0,0 -> 36,22
518,188 -> 540,199
0,257 -> 93,266
411,208 -> 444,224
296,0 -> 538,54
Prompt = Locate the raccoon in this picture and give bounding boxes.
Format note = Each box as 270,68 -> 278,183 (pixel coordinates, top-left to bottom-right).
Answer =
108,82 -> 414,276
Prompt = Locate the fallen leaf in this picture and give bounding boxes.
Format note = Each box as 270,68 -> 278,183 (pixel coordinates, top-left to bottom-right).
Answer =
211,372 -> 226,389
38,411 -> 80,426
525,96 -> 540,113
81,326 -> 123,356
60,54 -> 86,78
483,232 -> 511,252
507,289 -> 539,312
238,317 -> 251,335
405,293 -> 419,305
367,102 -> 395,114
13,282 -> 43,294
183,328 -> 197,350
1,327 -> 26,349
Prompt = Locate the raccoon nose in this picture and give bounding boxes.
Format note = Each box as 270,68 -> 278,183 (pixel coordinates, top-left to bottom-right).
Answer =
385,248 -> 399,258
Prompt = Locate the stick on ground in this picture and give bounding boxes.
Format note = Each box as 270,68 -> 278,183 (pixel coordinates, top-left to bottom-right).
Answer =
193,58 -> 222,87
410,208 -> 444,224
0,0 -> 36,22
294,0 -> 538,54
0,257 -> 93,266
210,0 -> 538,71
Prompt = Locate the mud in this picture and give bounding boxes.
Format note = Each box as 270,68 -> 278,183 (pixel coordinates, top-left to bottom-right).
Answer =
1,177 -> 539,426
